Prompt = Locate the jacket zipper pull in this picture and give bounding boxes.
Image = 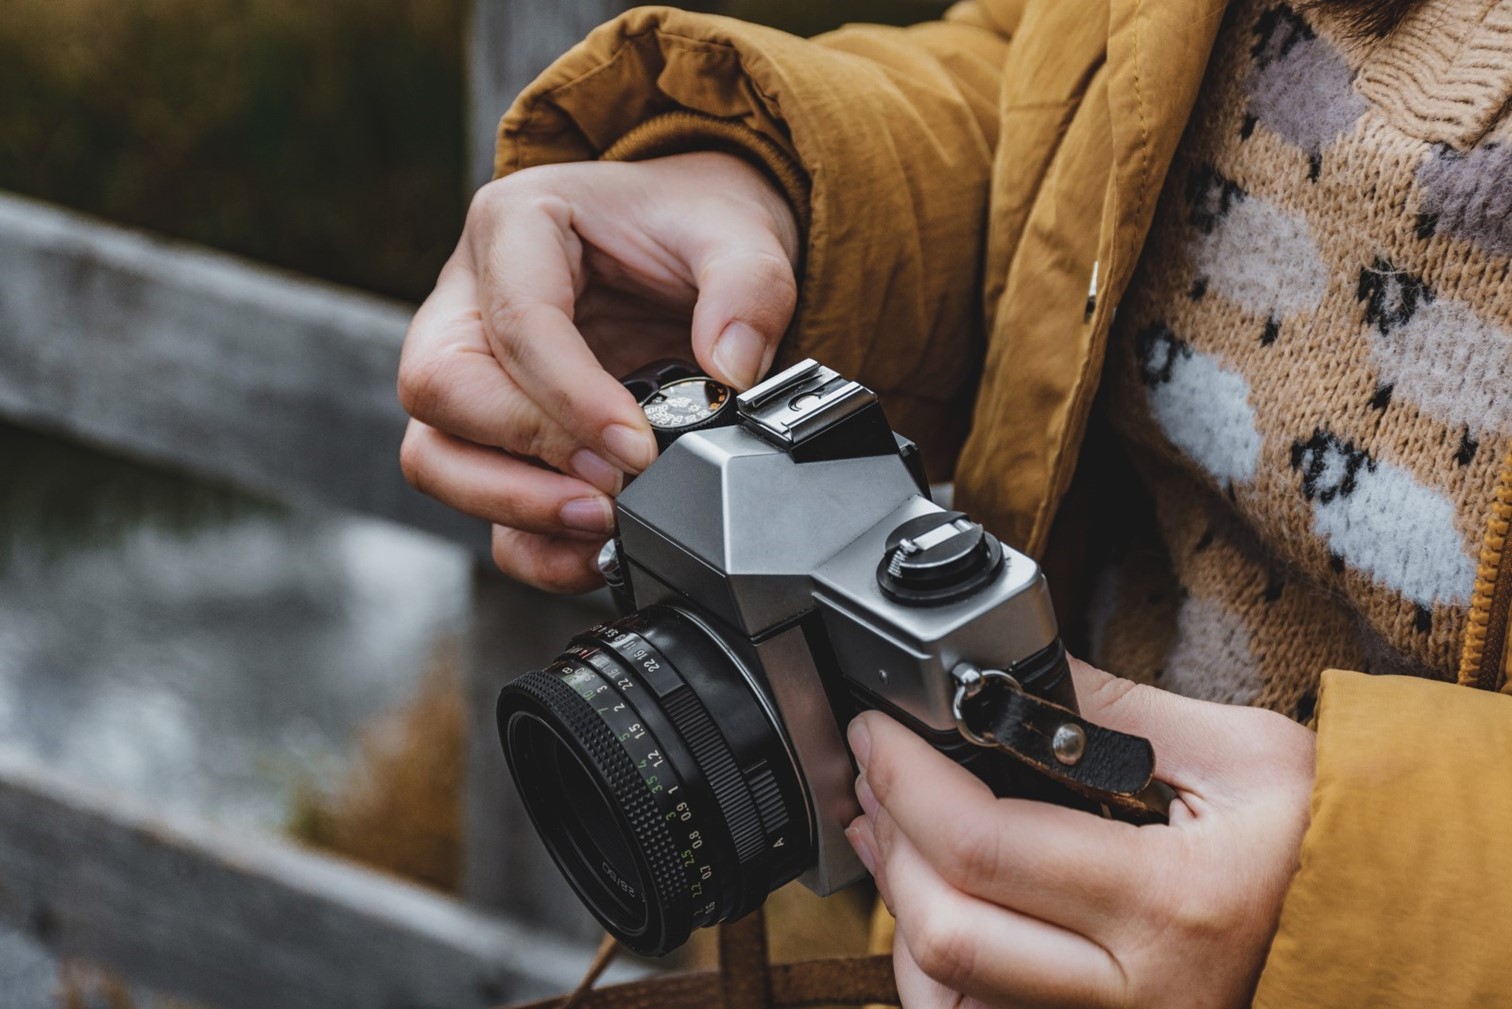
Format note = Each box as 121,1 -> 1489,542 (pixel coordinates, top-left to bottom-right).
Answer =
1084,260 -> 1100,322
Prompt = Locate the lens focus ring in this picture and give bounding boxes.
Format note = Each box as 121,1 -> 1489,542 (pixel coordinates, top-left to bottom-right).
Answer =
615,645 -> 766,867
497,606 -> 810,956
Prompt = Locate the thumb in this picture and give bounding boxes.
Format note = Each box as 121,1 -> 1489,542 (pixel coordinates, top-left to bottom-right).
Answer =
684,225 -> 798,390
1066,657 -> 1279,796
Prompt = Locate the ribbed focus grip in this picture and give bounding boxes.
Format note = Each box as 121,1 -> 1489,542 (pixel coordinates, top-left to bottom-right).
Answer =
660,685 -> 765,864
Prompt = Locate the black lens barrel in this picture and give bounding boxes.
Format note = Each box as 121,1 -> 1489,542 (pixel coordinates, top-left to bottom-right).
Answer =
497,607 -> 808,956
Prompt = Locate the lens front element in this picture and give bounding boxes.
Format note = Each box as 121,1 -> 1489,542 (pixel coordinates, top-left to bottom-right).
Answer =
497,608 -> 807,956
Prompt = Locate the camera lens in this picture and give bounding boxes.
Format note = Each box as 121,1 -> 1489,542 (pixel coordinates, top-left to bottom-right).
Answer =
497,606 -> 809,956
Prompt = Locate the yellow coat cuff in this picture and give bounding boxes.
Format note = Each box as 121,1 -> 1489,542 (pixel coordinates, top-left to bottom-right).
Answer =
1255,669 -> 1512,1006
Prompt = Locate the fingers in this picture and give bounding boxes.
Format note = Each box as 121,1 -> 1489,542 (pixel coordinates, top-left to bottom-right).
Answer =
491,525 -> 607,595
400,421 -> 614,536
1067,658 -> 1308,799
471,186 -> 658,473
399,255 -> 622,494
605,152 -> 799,390
892,933 -> 997,1009
855,816 -> 1124,1009
685,240 -> 797,390
848,712 -> 1144,937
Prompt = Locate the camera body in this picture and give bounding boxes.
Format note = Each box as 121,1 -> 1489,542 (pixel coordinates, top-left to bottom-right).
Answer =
608,360 -> 1065,895
498,360 -> 1084,956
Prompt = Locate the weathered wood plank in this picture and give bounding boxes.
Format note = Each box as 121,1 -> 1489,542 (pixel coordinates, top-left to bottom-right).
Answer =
462,572 -> 615,942
460,0 -> 642,936
0,192 -> 485,549
0,745 -> 644,1009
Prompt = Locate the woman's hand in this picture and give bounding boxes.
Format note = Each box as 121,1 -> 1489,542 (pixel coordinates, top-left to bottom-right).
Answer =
398,152 -> 800,591
845,658 -> 1315,1009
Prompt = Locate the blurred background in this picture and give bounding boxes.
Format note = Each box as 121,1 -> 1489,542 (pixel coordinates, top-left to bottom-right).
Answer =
0,1 -> 948,1007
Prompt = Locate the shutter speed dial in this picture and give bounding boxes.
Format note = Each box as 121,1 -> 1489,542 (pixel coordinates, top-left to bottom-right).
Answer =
877,511 -> 1005,605
640,377 -> 737,452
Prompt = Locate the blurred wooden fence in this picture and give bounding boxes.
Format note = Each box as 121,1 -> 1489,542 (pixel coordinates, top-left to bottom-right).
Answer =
0,0 -> 644,1005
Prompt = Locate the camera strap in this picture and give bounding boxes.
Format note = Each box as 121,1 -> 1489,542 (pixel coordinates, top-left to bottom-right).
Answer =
505,910 -> 901,1009
954,670 -> 1176,823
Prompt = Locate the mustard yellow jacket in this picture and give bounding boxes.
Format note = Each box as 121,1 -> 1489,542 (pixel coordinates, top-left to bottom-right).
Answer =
493,1 -> 1512,1003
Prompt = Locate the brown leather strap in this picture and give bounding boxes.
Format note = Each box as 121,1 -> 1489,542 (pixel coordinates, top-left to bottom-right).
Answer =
557,934 -> 621,1009
718,911 -> 771,1009
505,909 -> 900,1009
770,954 -> 899,1006
504,956 -> 900,1009
962,673 -> 1175,823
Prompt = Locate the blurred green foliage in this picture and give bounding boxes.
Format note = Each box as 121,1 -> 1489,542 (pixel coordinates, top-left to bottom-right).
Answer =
0,0 -> 942,301
0,0 -> 467,302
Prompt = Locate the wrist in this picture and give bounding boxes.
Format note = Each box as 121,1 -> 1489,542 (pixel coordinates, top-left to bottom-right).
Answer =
601,111 -> 807,264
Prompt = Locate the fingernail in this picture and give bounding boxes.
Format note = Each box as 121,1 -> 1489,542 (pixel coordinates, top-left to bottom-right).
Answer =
569,449 -> 623,495
712,321 -> 765,389
855,775 -> 879,819
603,424 -> 656,473
560,496 -> 614,533
846,823 -> 878,875
847,716 -> 872,771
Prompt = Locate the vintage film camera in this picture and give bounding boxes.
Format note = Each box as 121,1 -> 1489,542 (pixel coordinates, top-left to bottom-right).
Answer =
497,360 -> 1165,956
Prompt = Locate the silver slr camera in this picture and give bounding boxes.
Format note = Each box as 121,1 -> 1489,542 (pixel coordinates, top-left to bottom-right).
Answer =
497,360 -> 1156,957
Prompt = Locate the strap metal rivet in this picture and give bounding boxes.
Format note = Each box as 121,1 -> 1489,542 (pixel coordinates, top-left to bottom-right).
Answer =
1051,723 -> 1086,766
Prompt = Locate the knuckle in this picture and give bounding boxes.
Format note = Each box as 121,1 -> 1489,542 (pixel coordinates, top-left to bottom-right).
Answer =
466,179 -> 507,229
490,527 -> 526,578
396,349 -> 448,422
522,190 -> 573,223
746,250 -> 797,301
863,750 -> 897,805
1086,673 -> 1151,721
507,402 -> 554,463
398,426 -> 430,494
537,554 -> 599,595
543,570 -> 597,595
485,297 -> 533,354
491,528 -> 598,594
527,379 -> 588,447
468,175 -> 523,223
910,907 -> 975,988
544,382 -> 589,438
546,381 -> 580,425
1161,881 -> 1234,947
870,807 -> 897,851
503,163 -> 566,194
468,173 -> 570,237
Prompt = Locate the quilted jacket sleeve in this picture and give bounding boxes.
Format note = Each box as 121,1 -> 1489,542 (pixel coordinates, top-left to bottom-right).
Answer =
1254,669 -> 1512,1007
491,2 -> 1023,471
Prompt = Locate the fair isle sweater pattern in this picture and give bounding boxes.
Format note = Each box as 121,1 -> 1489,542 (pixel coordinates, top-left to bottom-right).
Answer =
1092,0 -> 1512,718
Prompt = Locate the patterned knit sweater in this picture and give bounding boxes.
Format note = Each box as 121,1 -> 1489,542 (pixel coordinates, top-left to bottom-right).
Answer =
1089,0 -> 1512,719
